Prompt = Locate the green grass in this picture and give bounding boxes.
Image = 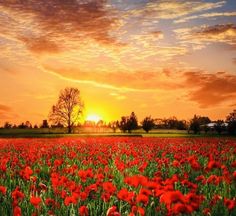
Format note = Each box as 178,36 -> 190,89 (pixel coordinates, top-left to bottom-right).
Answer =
0,128 -> 234,138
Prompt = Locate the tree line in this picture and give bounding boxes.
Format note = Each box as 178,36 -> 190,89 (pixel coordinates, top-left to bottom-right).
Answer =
1,87 -> 236,135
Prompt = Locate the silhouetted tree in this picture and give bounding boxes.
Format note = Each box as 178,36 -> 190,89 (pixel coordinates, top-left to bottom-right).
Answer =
119,116 -> 129,133
4,122 -> 12,129
25,121 -> 32,128
127,112 -> 138,133
226,109 -> 236,135
18,122 -> 27,129
189,115 -> 201,134
176,120 -> 187,130
34,124 -> 38,129
214,120 -> 225,135
109,121 -> 119,133
141,116 -> 155,133
41,120 -> 49,128
49,87 -> 83,133
119,112 -> 138,133
202,124 -> 210,134
51,122 -> 64,128
198,116 -> 211,125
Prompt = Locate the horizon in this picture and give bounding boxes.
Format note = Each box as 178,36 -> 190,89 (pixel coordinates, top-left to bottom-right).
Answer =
0,0 -> 236,125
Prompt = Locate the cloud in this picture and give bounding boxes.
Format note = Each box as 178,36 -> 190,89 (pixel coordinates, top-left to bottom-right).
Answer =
175,11 -> 236,23
0,104 -> 11,112
233,58 -> 236,64
174,24 -> 236,49
125,0 -> 226,20
43,64 -> 183,91
0,0 -> 121,54
184,71 -> 236,107
0,104 -> 17,122
19,36 -> 62,54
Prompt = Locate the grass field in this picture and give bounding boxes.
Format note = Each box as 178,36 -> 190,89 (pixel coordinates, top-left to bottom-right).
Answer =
0,128 -> 233,138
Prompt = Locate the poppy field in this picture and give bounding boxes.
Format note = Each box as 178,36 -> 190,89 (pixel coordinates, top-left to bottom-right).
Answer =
0,137 -> 236,216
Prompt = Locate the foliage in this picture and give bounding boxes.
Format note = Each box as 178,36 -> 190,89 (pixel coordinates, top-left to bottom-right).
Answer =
226,110 -> 236,135
49,87 -> 83,133
141,116 -> 155,133
214,120 -> 226,135
189,115 -> 211,134
119,112 -> 138,133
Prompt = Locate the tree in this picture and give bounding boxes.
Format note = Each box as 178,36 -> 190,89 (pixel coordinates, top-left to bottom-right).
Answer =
109,121 -> 119,133
214,120 -> 225,135
141,116 -> 155,133
119,116 -> 128,133
189,115 -> 201,134
226,109 -> 236,135
127,112 -> 138,133
49,87 -> 83,133
41,120 -> 49,128
4,122 -> 12,129
119,112 -> 138,133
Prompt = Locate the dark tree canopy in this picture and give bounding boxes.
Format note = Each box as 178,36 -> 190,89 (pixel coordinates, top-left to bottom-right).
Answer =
141,116 -> 155,133
214,120 -> 225,135
49,87 -> 83,133
226,110 -> 236,135
189,115 -> 201,134
119,112 -> 138,133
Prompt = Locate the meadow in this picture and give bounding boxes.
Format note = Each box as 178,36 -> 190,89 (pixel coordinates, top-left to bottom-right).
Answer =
0,137 -> 236,215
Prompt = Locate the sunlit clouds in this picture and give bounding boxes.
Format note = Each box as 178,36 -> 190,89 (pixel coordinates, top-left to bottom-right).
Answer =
0,0 -> 236,124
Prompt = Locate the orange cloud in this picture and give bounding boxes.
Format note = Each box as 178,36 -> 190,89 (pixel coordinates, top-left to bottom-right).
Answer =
0,104 -> 11,112
19,36 -> 62,54
0,104 -> 17,121
184,71 -> 236,107
43,64 -> 183,91
0,0 -> 120,54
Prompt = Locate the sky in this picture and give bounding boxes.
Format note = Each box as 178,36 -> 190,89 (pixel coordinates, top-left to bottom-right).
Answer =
0,0 -> 236,125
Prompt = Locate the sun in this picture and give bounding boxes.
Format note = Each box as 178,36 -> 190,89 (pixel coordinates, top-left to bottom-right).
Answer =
86,114 -> 102,123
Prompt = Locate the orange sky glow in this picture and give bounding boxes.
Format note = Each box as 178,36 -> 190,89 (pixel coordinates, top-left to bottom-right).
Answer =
0,0 -> 236,125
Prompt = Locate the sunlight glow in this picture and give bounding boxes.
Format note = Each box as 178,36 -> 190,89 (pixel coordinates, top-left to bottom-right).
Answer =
86,114 -> 102,123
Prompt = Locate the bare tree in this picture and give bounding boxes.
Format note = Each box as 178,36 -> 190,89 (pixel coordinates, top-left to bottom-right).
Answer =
49,87 -> 83,133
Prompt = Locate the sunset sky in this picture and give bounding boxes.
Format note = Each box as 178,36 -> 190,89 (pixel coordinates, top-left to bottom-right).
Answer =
0,0 -> 236,125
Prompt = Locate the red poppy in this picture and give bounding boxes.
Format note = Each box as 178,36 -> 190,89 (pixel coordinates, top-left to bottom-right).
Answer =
0,185 -> 7,195
30,196 -> 41,208
13,206 -> 22,216
160,190 -> 185,207
106,206 -> 121,216
136,193 -> 149,205
79,205 -> 89,216
224,198 -> 236,211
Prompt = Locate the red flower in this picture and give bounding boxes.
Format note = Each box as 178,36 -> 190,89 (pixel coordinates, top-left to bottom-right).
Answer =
64,196 -> 77,206
0,185 -> 7,195
102,182 -> 117,194
30,196 -> 41,208
79,205 -> 89,216
206,160 -> 221,171
21,166 -> 33,180
172,203 -> 193,214
117,188 -> 134,204
106,206 -> 121,216
136,193 -> 149,205
233,171 -> 236,180
137,207 -> 145,216
12,187 -> 25,202
224,198 -> 236,211
160,190 -> 185,207
13,206 -> 22,216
